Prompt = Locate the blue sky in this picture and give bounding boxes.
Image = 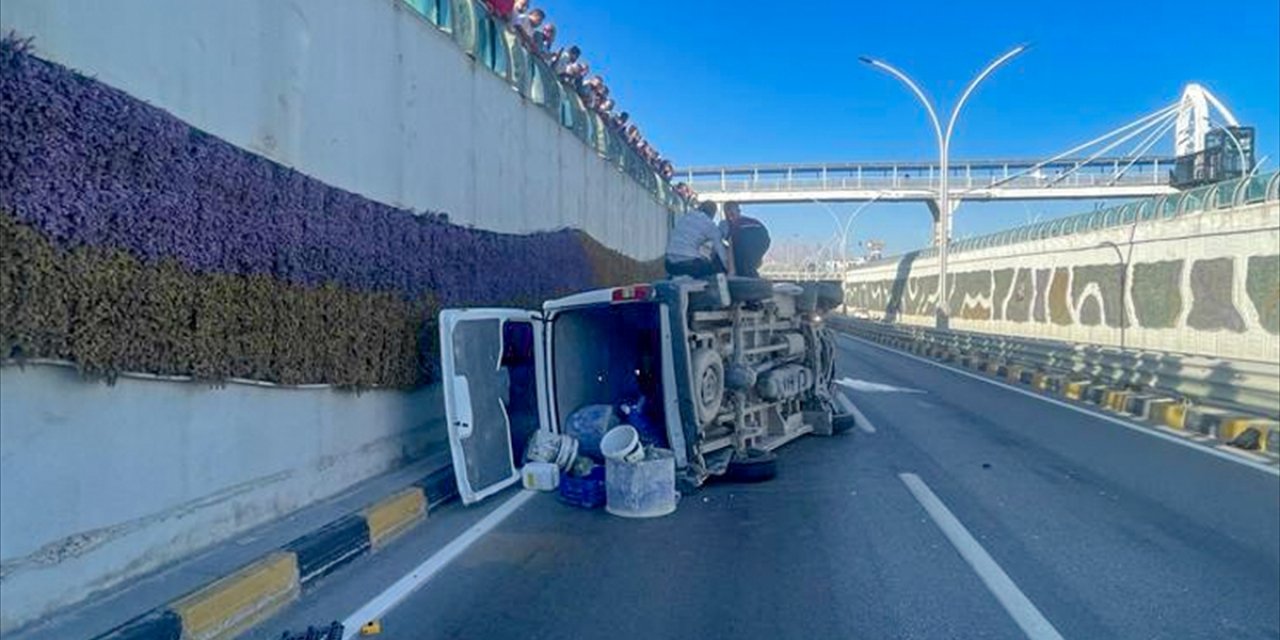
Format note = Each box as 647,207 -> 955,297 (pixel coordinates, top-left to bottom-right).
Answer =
537,0 -> 1279,256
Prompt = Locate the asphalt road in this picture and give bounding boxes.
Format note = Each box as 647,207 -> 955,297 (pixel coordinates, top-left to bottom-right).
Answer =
255,334 -> 1280,640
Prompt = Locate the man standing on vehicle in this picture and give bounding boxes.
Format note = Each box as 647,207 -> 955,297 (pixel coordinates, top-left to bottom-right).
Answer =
721,201 -> 771,278
664,200 -> 728,278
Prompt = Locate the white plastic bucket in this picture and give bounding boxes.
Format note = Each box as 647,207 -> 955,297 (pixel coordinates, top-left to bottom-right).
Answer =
605,448 -> 678,518
600,425 -> 643,463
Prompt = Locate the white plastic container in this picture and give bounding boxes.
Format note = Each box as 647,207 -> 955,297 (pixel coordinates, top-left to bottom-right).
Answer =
605,448 -> 677,518
521,462 -> 560,491
525,431 -> 578,472
600,425 -> 643,463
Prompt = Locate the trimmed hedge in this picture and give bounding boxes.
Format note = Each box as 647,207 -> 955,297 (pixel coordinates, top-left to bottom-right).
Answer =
1,213 -> 433,386
581,232 -> 665,287
0,36 -> 666,387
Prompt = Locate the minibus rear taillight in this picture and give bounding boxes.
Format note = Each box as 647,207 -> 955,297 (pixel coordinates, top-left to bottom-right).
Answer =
611,285 -> 654,302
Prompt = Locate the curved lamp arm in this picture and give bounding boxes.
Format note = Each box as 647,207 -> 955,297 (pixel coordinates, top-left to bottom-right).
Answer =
859,56 -> 945,154
945,45 -> 1028,152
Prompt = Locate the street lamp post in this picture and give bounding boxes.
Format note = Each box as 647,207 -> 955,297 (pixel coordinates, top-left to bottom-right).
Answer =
860,45 -> 1028,329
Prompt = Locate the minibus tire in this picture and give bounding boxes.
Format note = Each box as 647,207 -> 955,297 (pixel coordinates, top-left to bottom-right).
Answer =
688,288 -> 727,311
727,277 -> 774,303
816,282 -> 844,310
795,287 -> 818,313
832,413 -> 857,434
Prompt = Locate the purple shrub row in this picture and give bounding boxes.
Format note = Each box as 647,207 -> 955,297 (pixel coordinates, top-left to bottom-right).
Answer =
0,36 -> 598,307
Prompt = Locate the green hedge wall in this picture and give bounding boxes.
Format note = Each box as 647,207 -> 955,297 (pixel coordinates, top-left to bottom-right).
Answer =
1,213 -> 433,387
1,213 -> 665,388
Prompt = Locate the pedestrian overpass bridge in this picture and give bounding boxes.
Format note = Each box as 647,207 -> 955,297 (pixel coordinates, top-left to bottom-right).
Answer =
685,84 -> 1253,206
683,155 -> 1178,204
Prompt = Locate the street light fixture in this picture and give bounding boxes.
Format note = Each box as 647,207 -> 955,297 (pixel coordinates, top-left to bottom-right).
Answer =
809,193 -> 885,274
860,45 -> 1028,329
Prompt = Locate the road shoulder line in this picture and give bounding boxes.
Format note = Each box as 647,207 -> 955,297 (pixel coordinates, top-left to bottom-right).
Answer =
839,333 -> 1280,478
836,391 -> 877,434
339,489 -> 535,638
899,473 -> 1064,640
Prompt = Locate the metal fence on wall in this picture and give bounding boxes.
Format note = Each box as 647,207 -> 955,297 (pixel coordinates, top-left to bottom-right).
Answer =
874,172 -> 1280,262
402,0 -> 691,215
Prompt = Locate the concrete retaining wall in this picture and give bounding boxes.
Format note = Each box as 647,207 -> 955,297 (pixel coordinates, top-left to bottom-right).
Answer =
844,200 -> 1280,362
0,365 -> 444,631
0,0 -> 678,629
0,0 -> 670,259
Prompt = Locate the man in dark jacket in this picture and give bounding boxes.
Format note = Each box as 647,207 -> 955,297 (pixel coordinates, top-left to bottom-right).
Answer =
721,201 -> 771,278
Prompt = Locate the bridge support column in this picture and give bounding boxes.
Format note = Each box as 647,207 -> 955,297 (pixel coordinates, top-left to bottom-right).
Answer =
926,200 -> 943,246
925,199 -> 959,245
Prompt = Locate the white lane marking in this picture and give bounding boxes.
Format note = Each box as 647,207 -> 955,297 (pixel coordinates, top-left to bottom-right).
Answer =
341,489 -> 536,638
836,392 -> 877,434
899,473 -> 1065,640
836,377 -> 925,394
838,334 -> 1280,478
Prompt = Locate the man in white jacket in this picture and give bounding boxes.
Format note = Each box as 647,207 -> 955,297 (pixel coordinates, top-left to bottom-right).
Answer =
664,201 -> 728,278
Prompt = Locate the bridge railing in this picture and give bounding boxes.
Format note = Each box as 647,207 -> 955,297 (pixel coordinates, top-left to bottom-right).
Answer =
684,157 -> 1174,195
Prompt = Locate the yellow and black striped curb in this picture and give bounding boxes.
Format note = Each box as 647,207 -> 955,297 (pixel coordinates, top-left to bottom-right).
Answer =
95,465 -> 456,640
836,322 -> 1280,458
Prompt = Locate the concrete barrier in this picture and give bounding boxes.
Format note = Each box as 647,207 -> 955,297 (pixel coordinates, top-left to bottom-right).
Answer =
1185,406 -> 1238,439
93,465 -> 456,640
170,553 -> 299,640
1063,381 -> 1088,400
1152,401 -> 1188,430
363,488 -> 427,549
1219,418 -> 1280,453
1104,390 -> 1131,412
1124,394 -> 1164,419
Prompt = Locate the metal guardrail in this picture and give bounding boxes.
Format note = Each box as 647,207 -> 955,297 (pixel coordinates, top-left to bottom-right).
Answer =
833,318 -> 1280,420
401,0 -> 691,214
